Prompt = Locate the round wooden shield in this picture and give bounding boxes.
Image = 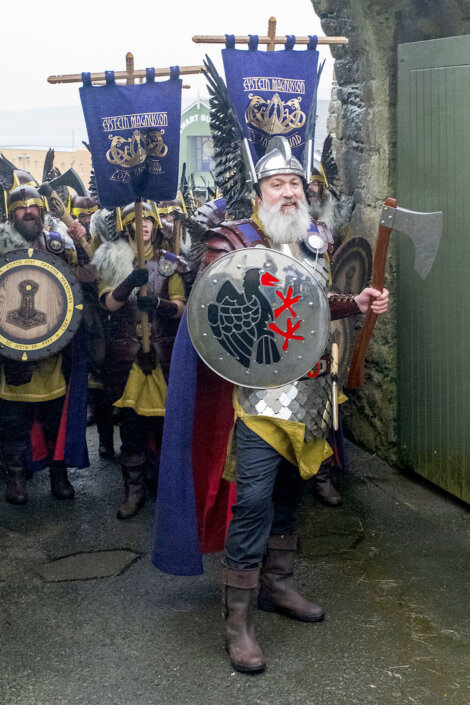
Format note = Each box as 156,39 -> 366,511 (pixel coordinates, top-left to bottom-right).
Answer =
0,248 -> 83,361
330,238 -> 372,387
331,237 -> 373,294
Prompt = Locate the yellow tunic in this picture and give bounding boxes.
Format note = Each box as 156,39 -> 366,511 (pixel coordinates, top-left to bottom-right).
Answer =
0,355 -> 66,402
113,273 -> 185,416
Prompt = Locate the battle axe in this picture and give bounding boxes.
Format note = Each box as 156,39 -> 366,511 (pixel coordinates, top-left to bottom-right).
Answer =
346,196 -> 443,389
38,168 -> 93,258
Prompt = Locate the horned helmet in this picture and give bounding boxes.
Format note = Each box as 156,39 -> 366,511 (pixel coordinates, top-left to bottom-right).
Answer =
157,192 -> 187,240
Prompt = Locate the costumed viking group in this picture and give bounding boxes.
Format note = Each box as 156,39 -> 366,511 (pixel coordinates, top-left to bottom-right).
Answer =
0,33 -> 390,675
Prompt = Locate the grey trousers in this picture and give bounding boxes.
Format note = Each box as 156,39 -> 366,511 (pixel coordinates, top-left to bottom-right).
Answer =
224,420 -> 306,569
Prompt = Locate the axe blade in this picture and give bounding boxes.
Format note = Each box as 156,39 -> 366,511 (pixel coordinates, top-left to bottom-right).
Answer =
44,168 -> 87,197
381,204 -> 443,279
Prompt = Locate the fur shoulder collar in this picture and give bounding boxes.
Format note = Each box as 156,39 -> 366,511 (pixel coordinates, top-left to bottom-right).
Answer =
92,238 -> 135,288
0,221 -> 35,256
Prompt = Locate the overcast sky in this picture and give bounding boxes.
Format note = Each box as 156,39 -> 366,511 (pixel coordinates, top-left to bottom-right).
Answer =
2,0 -> 334,112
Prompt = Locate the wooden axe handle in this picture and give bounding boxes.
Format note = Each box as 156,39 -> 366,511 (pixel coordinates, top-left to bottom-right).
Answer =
346,197 -> 396,389
44,188 -> 94,260
134,200 -> 151,354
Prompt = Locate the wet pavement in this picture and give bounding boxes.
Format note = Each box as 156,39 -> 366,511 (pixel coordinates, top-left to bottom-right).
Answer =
1,426 -> 469,705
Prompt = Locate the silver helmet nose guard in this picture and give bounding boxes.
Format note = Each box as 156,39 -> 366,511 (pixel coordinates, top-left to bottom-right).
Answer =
255,136 -> 306,182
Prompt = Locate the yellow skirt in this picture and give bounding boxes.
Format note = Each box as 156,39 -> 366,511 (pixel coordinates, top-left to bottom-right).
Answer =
113,362 -> 167,417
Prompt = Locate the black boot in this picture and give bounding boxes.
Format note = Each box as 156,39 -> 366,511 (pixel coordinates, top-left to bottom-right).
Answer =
224,566 -> 265,674
116,463 -> 146,519
49,462 -> 75,500
96,405 -> 115,459
98,430 -> 115,459
2,440 -> 28,505
311,463 -> 343,507
258,534 -> 324,622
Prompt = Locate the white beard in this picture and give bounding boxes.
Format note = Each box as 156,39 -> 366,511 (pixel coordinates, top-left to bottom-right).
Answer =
258,199 -> 311,244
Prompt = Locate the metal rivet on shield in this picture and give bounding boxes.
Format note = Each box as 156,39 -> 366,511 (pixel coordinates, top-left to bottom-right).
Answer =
298,356 -> 302,360
203,333 -> 207,337
213,279 -> 217,284
201,304 -> 205,308
310,331 -> 315,335
237,264 -> 242,269
308,301 -> 313,306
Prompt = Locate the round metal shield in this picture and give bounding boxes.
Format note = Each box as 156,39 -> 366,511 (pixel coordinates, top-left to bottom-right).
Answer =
331,237 -> 372,294
187,248 -> 330,388
0,248 -> 83,361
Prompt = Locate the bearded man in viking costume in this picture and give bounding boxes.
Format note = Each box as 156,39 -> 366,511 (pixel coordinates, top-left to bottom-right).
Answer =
92,202 -> 186,519
0,186 -> 82,505
153,136 -> 389,674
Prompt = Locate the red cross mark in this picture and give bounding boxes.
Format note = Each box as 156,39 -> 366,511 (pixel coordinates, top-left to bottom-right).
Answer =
268,318 -> 304,351
274,285 -> 301,319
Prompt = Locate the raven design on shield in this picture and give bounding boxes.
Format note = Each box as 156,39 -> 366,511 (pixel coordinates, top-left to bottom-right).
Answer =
207,268 -> 281,369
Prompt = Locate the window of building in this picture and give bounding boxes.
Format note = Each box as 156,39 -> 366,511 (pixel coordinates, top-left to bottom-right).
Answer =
190,136 -> 214,173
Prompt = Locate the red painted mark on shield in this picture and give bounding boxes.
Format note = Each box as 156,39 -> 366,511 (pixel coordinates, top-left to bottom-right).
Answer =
268,319 -> 304,351
274,285 -> 301,319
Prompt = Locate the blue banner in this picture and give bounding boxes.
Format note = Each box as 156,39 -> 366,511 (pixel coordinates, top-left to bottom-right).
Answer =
222,37 -> 320,163
80,68 -> 182,207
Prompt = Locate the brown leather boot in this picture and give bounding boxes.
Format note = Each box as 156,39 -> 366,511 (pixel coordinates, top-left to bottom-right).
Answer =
311,464 -> 342,506
49,462 -> 75,500
258,534 -> 324,622
224,566 -> 266,674
116,463 -> 146,520
3,441 -> 28,505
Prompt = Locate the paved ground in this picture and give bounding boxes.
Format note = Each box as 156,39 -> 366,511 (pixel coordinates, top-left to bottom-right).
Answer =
1,426 -> 469,705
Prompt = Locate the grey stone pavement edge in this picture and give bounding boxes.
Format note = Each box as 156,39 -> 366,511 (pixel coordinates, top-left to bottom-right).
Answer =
1,425 -> 469,705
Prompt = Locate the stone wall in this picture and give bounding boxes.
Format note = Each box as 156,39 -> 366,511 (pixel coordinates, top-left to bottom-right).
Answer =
313,0 -> 470,463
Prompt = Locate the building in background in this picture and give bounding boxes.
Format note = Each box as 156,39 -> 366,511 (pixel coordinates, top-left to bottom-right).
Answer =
179,98 -> 214,192
0,146 -> 92,193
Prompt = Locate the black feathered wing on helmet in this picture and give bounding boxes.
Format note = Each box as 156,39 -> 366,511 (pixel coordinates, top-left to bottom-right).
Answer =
203,55 -> 252,220
82,141 -> 99,204
42,148 -> 69,208
91,208 -> 118,243
0,153 -> 17,192
0,154 -> 16,221
320,134 -> 340,200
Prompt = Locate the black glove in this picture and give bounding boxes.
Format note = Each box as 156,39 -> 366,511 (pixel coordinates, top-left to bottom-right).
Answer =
137,294 -> 159,313
112,268 -> 149,303
125,268 -> 148,288
137,345 -> 157,375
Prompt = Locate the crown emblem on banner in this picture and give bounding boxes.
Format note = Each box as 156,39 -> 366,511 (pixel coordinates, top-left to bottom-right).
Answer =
244,93 -> 306,135
106,129 -> 168,168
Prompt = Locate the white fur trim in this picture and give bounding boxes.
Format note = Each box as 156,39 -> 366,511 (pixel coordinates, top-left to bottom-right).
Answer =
0,221 -> 37,255
92,238 -> 135,288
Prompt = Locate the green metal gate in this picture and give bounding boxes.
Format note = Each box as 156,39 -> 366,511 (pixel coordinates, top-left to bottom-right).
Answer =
397,35 -> 470,503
